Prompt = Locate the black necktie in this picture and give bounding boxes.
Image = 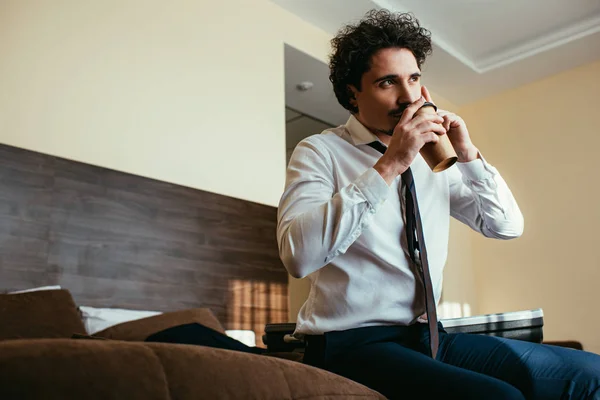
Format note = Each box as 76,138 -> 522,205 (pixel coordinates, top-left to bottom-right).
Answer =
367,141 -> 439,359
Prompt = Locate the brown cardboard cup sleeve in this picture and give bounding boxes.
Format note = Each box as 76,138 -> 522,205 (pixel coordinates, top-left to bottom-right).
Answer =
415,102 -> 458,172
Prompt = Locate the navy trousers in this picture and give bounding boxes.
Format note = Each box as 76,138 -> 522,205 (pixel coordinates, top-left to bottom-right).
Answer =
303,323 -> 600,399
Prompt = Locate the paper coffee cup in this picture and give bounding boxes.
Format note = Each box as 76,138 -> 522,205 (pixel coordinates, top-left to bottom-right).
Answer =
415,102 -> 457,173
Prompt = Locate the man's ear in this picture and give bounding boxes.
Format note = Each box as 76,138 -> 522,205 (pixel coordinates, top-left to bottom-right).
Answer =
347,85 -> 359,107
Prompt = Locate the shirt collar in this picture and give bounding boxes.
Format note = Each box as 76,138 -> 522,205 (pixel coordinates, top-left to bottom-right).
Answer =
345,114 -> 382,146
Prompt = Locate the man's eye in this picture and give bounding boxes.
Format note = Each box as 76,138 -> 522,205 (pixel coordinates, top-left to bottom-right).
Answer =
410,76 -> 420,82
380,79 -> 394,87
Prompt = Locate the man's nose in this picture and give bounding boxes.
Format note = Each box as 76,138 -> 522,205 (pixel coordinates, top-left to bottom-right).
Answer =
396,86 -> 419,105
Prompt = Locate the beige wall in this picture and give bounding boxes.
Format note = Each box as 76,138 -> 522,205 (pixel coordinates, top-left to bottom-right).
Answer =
460,60 -> 600,353
0,0 -> 335,324
0,0 -> 330,208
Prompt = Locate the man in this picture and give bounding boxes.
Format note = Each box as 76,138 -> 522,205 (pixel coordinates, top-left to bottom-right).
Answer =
277,9 -> 600,400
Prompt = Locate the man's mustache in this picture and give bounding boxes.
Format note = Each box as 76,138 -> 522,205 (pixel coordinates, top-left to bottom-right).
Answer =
388,103 -> 411,117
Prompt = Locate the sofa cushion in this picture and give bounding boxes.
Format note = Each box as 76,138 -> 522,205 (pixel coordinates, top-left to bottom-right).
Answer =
0,289 -> 86,340
147,342 -> 385,400
0,339 -> 386,400
94,308 -> 225,340
0,339 -> 169,400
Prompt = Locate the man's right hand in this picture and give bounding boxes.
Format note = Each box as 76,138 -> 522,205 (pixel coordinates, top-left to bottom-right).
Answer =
374,96 -> 446,185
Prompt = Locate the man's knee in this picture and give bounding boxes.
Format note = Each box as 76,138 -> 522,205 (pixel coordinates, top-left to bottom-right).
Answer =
571,371 -> 600,399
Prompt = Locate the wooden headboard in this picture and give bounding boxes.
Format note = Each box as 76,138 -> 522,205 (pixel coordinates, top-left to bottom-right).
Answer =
0,143 -> 288,338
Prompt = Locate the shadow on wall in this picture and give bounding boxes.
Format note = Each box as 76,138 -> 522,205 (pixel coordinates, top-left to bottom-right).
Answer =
285,106 -> 335,166
227,279 -> 288,347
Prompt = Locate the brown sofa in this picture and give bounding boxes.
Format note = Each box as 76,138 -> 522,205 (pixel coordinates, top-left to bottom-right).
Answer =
0,290 -> 385,400
0,339 -> 385,399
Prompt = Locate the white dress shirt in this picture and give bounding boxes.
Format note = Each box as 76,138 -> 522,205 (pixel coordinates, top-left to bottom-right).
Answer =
277,115 -> 524,336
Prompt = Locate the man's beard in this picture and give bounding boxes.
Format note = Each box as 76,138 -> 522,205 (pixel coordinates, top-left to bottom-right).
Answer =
389,103 -> 411,118
376,103 -> 410,136
375,128 -> 395,136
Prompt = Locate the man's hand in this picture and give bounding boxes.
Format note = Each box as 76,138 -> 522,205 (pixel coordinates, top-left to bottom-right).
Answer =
374,95 -> 446,185
422,86 -> 479,163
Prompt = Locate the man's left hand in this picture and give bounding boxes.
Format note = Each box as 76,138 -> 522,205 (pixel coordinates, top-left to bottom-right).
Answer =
421,86 -> 479,163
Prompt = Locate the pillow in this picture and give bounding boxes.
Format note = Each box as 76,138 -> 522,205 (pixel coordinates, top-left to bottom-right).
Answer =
94,308 -> 225,341
225,329 -> 257,347
79,306 -> 162,335
0,289 -> 87,340
8,285 -> 62,294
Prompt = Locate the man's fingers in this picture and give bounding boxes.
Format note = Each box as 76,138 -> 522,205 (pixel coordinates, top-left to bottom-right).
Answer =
399,97 -> 426,125
413,120 -> 446,136
421,86 -> 433,103
423,131 -> 440,144
429,123 -> 447,136
413,113 -> 444,125
442,115 -> 452,132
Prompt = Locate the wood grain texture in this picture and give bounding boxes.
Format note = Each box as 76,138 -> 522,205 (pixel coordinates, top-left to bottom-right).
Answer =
0,143 -> 288,341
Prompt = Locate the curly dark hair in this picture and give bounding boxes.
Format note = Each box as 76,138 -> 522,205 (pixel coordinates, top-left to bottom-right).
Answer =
329,10 -> 432,113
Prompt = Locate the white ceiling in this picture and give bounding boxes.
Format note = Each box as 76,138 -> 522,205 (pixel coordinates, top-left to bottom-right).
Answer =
276,0 -> 600,114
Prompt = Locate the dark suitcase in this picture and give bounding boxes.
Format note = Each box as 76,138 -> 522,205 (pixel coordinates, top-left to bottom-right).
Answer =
263,309 -> 544,352
263,323 -> 303,353
440,308 -> 544,342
